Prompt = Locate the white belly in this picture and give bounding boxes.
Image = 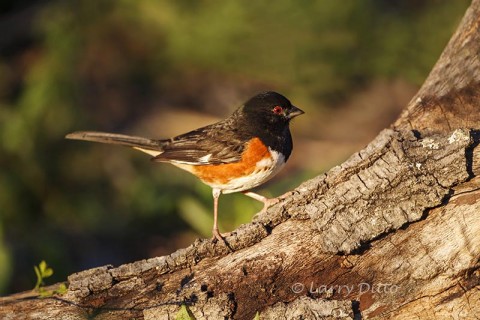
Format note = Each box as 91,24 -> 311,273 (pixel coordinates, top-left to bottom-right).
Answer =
209,148 -> 286,194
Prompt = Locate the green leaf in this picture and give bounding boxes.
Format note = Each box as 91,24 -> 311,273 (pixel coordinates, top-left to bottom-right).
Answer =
253,312 -> 260,320
55,283 -> 68,295
38,287 -> 53,298
39,260 -> 47,274
34,265 -> 41,282
175,305 -> 195,320
33,260 -> 55,293
33,265 -> 42,290
38,260 -> 53,278
42,267 -> 54,278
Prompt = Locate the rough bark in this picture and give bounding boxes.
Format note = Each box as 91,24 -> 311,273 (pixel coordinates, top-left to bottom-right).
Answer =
2,1 -> 480,319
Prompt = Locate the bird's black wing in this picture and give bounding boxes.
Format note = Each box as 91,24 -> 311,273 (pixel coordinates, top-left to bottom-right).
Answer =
152,116 -> 250,165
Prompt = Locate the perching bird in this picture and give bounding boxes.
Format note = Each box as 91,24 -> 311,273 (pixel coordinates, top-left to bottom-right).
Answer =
66,91 -> 304,242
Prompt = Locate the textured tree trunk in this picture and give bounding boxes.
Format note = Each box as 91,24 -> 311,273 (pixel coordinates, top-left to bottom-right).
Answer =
2,1 -> 480,319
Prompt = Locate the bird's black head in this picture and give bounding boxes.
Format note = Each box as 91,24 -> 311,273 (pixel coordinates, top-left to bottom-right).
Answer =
237,91 -> 303,157
242,91 -> 304,127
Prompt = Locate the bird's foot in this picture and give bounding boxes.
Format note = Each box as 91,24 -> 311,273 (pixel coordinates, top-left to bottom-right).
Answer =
258,197 -> 281,213
211,228 -> 231,243
247,190 -> 293,214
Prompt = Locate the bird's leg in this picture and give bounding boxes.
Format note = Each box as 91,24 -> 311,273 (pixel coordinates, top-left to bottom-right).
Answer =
242,190 -> 292,213
211,189 -> 226,242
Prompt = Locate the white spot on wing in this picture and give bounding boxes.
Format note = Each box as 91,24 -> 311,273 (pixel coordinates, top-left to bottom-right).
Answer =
199,153 -> 213,163
133,147 -> 162,157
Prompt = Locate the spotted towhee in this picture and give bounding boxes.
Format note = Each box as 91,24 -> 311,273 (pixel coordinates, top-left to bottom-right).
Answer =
66,91 -> 304,241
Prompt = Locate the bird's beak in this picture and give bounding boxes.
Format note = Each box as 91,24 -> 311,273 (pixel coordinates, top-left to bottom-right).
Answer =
288,106 -> 305,119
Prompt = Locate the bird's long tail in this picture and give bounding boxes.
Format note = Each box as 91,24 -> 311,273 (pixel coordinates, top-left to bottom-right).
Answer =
65,131 -> 165,156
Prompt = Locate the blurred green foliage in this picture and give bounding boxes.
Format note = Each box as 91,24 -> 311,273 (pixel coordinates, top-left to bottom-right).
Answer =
0,0 -> 470,294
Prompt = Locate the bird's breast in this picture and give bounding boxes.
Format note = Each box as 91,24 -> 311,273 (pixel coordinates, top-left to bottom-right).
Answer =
192,137 -> 286,193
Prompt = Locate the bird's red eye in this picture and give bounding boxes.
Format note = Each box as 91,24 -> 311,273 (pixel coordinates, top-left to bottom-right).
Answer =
273,106 -> 283,114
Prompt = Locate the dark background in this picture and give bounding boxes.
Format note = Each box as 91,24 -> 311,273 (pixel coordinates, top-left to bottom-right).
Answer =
0,0 -> 470,294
